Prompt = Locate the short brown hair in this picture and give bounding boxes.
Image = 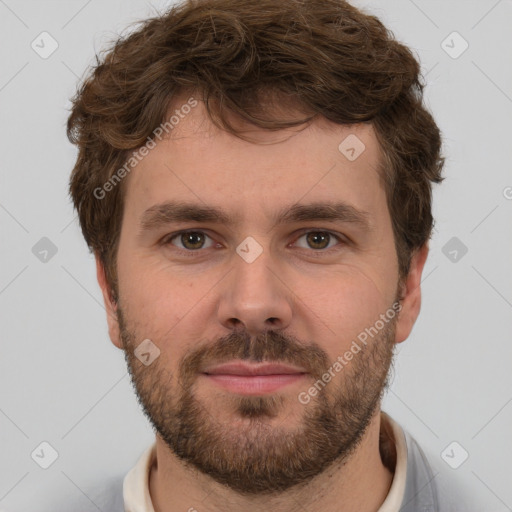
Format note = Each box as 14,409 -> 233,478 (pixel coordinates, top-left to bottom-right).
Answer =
67,0 -> 444,300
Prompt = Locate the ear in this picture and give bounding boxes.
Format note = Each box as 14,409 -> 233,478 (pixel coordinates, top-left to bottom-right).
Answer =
395,243 -> 429,344
95,254 -> 123,350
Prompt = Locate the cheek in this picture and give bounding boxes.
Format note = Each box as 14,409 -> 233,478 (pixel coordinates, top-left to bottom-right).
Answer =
296,264 -> 394,348
117,254 -> 217,343
117,258 -> 178,332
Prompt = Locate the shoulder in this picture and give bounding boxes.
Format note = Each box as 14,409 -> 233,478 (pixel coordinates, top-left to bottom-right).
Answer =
401,427 -> 472,512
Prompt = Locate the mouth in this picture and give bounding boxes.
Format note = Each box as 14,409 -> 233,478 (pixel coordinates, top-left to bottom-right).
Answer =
201,361 -> 308,395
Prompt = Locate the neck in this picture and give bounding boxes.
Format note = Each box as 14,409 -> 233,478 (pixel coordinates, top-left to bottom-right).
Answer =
149,410 -> 394,512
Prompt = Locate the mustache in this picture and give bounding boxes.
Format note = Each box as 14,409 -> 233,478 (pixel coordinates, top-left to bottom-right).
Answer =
178,328 -> 330,385
117,305 -> 332,385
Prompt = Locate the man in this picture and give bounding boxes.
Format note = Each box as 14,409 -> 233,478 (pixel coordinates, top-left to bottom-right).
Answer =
66,0 -> 467,510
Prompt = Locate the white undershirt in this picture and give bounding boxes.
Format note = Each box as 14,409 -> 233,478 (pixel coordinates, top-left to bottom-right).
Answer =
123,411 -> 407,512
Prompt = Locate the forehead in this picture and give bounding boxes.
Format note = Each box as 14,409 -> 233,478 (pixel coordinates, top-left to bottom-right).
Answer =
121,96 -> 386,223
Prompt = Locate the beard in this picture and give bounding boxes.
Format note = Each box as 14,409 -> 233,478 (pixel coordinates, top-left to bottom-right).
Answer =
117,304 -> 396,495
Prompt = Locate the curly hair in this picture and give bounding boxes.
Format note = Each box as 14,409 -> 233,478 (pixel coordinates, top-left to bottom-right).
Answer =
67,0 -> 444,300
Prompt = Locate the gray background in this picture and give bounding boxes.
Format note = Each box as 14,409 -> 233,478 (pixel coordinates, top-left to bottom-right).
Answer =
1,0 -> 511,510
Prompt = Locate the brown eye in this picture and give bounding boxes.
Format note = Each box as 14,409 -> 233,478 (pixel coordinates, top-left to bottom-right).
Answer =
181,232 -> 205,250
305,232 -> 331,249
294,231 -> 342,251
167,231 -> 215,250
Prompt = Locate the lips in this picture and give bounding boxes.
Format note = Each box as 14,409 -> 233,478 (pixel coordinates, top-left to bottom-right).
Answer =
201,361 -> 308,395
202,361 -> 307,376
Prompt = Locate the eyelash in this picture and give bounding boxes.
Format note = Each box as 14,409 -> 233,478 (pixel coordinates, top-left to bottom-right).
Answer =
161,229 -> 346,257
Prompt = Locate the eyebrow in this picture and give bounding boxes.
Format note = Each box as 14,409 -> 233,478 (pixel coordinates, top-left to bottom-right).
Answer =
139,200 -> 372,233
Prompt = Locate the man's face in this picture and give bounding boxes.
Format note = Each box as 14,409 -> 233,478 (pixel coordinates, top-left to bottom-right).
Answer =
98,97 -> 424,494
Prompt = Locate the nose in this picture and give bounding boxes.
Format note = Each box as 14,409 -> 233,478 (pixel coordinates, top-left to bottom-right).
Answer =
217,248 -> 293,336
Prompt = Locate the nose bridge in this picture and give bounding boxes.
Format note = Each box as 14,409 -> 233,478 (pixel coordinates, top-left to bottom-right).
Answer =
217,242 -> 293,334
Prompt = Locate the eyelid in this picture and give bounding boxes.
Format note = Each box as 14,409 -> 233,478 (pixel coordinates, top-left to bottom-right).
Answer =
162,228 -> 347,253
291,229 -> 346,250
163,229 -> 217,249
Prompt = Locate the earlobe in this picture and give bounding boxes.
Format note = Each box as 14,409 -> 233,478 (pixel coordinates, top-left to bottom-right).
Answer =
394,244 -> 429,344
95,255 -> 123,350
